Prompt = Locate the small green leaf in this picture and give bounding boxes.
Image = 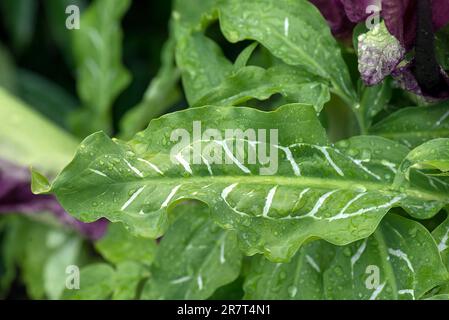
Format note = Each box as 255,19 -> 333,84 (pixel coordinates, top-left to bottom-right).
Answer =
62,263 -> 115,299
95,223 -> 157,266
370,102 -> 449,148
44,236 -> 82,299
112,261 -> 148,300
233,42 -> 258,70
395,139 -> 449,183
176,32 -> 233,105
357,79 -> 392,131
141,203 -> 242,300
244,214 -> 448,300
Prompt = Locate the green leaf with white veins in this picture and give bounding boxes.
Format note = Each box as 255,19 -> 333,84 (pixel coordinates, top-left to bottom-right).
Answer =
218,0 -> 357,105
32,104 -> 449,262
370,102 -> 449,148
245,214 -> 448,300
141,203 -> 242,300
193,65 -> 330,112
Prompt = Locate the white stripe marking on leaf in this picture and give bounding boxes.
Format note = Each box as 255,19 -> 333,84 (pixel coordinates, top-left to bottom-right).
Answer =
276,145 -> 300,176
306,255 -> 320,273
369,282 -> 386,300
215,140 -> 251,174
351,158 -> 381,180
201,155 -> 214,176
434,110 -> 449,128
221,183 -> 249,217
171,276 -> 191,284
89,169 -> 108,178
328,196 -> 403,221
161,185 -> 182,208
121,186 -> 146,211
304,190 -> 338,218
351,240 -> 367,277
332,193 -> 368,220
315,146 -> 344,176
388,248 -> 414,272
137,158 -> 163,175
221,183 -> 238,200
175,153 -> 193,174
398,289 -> 415,300
284,17 -> 289,37
262,186 -> 278,217
197,276 -> 203,290
220,241 -> 226,264
438,228 -> 449,252
124,159 -> 143,177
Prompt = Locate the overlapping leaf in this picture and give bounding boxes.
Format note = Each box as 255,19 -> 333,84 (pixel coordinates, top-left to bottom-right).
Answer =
95,222 -> 157,266
141,203 -> 242,300
244,214 -> 448,300
370,102 -> 449,148
33,104 -> 449,261
62,261 -> 148,300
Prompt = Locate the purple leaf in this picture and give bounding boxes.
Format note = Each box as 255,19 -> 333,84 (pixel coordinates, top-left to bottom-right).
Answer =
309,0 -> 355,38
0,159 -> 107,240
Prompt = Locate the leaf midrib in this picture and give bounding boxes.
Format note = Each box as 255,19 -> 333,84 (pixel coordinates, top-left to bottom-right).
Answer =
74,174 -> 449,202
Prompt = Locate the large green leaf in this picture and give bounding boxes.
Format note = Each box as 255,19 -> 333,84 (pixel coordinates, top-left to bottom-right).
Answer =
33,104 -> 449,261
244,214 -> 448,300
95,222 -> 157,266
141,203 -> 242,300
70,0 -> 131,136
193,65 -> 330,112
218,0 -> 356,105
0,87 -> 78,173
120,38 -> 181,139
370,102 -> 449,148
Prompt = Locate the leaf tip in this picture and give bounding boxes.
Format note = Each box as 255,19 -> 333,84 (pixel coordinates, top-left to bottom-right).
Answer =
30,167 -> 51,194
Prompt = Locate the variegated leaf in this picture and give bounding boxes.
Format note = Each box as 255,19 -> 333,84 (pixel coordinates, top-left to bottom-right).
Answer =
141,203 -> 242,300
32,104 -> 449,261
244,214 -> 448,300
